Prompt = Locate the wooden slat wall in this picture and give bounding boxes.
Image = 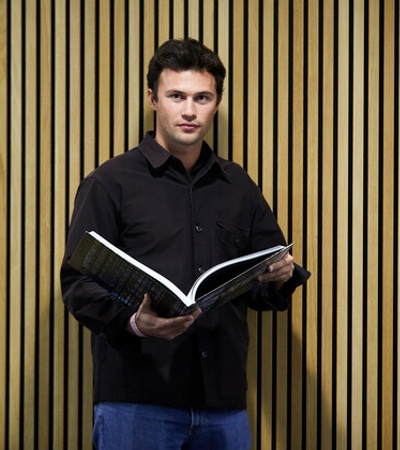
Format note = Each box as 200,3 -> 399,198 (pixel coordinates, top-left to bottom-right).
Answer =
0,0 -> 398,449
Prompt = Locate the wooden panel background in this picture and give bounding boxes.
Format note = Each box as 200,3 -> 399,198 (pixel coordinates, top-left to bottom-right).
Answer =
0,0 -> 398,449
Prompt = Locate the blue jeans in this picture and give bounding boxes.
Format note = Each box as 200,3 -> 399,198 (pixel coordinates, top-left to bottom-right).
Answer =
93,403 -> 252,450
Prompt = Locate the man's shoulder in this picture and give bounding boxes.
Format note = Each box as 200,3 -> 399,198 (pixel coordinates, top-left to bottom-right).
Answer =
104,147 -> 141,166
216,156 -> 242,169
91,147 -> 142,173
215,156 -> 254,180
80,148 -> 144,188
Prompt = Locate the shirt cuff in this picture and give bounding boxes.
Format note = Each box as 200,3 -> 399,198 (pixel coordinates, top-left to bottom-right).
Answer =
278,263 -> 311,298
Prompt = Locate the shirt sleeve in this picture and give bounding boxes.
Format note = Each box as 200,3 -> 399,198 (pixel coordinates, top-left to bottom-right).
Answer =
242,181 -> 311,311
60,175 -> 135,342
244,263 -> 311,311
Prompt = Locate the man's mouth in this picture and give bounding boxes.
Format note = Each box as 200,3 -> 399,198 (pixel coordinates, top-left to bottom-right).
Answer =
178,123 -> 199,131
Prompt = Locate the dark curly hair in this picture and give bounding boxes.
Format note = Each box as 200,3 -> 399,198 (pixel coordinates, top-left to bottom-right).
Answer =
147,38 -> 226,104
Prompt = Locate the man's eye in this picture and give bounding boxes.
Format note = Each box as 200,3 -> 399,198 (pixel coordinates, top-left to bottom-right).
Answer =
170,93 -> 183,100
196,95 -> 210,103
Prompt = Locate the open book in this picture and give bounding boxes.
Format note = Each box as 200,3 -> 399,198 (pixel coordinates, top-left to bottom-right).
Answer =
68,231 -> 293,318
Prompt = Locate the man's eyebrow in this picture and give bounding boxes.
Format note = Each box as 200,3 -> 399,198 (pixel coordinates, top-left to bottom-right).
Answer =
165,89 -> 185,95
196,91 -> 214,96
165,89 -> 214,96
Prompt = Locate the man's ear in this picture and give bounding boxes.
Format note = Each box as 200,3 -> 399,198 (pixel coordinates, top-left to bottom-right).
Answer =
148,89 -> 157,111
214,99 -> 221,114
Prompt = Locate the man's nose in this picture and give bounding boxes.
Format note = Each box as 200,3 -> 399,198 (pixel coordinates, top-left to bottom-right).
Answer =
181,99 -> 196,119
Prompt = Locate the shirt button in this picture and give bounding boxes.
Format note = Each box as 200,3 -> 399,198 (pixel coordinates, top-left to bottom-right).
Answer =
195,224 -> 203,232
201,351 -> 208,358
198,266 -> 205,274
234,238 -> 242,247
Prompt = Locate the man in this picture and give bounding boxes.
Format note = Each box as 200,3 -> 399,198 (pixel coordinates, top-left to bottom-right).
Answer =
60,38 -> 310,450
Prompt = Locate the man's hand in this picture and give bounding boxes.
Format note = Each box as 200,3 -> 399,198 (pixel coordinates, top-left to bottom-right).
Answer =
127,293 -> 202,340
257,252 -> 295,291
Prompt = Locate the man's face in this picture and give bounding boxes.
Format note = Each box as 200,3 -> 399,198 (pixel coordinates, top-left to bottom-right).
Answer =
148,69 -> 219,154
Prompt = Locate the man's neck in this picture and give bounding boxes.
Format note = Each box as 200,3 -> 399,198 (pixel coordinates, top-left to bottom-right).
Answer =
155,138 -> 203,172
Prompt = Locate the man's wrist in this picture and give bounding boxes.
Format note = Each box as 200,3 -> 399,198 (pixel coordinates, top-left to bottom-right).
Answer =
129,312 -> 146,337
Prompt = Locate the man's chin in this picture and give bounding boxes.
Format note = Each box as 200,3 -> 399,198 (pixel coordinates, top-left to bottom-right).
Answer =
175,134 -> 203,147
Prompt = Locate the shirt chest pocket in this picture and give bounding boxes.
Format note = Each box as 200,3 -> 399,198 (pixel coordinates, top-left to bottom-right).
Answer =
215,220 -> 250,259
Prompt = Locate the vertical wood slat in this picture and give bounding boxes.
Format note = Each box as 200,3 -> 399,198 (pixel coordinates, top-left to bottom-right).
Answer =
351,2 -> 365,449
142,0 -> 154,134
305,1 -> 319,449
127,0 -> 140,147
202,0 -> 216,146
67,1 -> 81,448
81,2 -> 96,448
336,1 -> 350,448
23,1 -> 37,447
113,1 -> 126,158
275,2 -> 290,448
0,0 -> 8,446
366,2 -> 380,447
381,1 -> 396,448
98,0 -> 111,164
290,0 -> 305,448
38,0 -> 52,446
216,0 -> 229,162
0,1 -> 398,449
260,3 -> 276,446
320,1 -> 334,449
53,0 -> 67,447
231,0 -> 244,167
83,0 -> 95,174
9,2 -> 23,449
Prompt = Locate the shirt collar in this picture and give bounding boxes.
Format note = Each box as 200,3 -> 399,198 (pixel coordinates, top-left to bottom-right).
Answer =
138,131 -> 231,181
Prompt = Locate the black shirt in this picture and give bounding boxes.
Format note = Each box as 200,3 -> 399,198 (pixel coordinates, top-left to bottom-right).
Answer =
60,133 -> 309,409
